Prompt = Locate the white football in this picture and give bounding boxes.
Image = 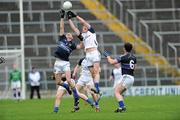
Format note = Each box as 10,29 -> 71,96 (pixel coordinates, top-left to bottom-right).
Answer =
63,1 -> 72,10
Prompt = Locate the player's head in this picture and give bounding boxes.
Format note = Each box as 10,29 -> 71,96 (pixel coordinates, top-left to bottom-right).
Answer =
13,64 -> 17,70
66,33 -> 73,41
124,42 -> 133,53
32,66 -> 36,72
82,26 -> 88,33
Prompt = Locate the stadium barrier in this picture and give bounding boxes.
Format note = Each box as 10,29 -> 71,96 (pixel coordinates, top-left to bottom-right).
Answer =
101,85 -> 180,96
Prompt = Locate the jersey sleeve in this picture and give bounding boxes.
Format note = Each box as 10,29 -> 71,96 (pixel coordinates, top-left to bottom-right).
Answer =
115,56 -> 122,63
78,58 -> 84,66
58,34 -> 66,41
88,26 -> 95,33
9,72 -> 12,81
19,71 -> 22,81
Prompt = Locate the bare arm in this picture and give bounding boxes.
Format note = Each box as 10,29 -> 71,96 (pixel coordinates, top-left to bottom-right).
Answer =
76,41 -> 84,49
134,64 -> 137,70
107,56 -> 118,65
109,75 -> 114,81
68,19 -> 80,36
72,64 -> 79,79
59,18 -> 64,36
76,16 -> 91,29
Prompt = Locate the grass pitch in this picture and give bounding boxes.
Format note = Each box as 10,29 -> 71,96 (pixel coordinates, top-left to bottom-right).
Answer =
0,96 -> 180,120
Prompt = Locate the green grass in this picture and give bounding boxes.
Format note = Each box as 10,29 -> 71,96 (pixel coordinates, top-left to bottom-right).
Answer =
0,96 -> 180,120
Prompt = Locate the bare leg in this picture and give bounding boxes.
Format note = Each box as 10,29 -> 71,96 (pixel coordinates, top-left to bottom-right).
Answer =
53,88 -> 66,113
90,62 -> 100,93
114,82 -> 126,112
65,71 -> 75,89
76,84 -> 89,101
54,73 -> 62,85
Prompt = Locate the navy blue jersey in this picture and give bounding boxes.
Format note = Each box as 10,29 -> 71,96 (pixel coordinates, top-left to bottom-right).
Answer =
54,35 -> 77,61
116,53 -> 136,76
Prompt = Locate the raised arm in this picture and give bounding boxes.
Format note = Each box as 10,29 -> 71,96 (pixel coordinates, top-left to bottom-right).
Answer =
107,56 -> 118,65
76,41 -> 84,49
103,50 -> 118,65
68,19 -> 80,36
59,18 -> 64,36
76,15 -> 91,29
72,64 -> 79,79
59,9 -> 65,36
109,70 -> 114,81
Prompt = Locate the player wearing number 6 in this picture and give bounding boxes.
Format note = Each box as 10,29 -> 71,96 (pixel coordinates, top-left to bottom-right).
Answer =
104,42 -> 137,113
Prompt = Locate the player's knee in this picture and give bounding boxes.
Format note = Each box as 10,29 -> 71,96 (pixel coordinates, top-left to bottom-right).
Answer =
114,88 -> 120,95
93,68 -> 100,74
57,80 -> 63,85
55,94 -> 60,99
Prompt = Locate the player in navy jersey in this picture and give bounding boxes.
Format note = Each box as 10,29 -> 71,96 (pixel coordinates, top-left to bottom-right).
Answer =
66,11 -> 101,95
104,42 -> 137,113
53,9 -> 83,112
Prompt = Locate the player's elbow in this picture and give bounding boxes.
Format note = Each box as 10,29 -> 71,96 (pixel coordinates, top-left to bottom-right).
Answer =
74,28 -> 80,35
60,25 -> 64,29
76,45 -> 83,49
107,59 -> 114,65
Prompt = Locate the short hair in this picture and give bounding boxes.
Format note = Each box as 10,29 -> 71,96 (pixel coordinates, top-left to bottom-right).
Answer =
124,42 -> 133,52
32,66 -> 35,70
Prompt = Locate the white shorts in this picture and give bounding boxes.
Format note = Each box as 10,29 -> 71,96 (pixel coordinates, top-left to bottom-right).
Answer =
76,74 -> 94,87
86,50 -> 101,67
11,81 -> 21,89
118,75 -> 134,89
57,79 -> 75,91
86,80 -> 94,87
113,80 -> 122,89
54,59 -> 70,73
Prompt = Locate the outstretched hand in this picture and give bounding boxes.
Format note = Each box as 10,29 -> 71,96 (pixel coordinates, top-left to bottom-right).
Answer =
67,11 -> 77,19
103,50 -> 111,58
59,9 -> 65,18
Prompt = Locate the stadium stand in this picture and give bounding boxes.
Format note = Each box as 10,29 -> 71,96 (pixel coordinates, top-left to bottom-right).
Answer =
0,0 -> 180,98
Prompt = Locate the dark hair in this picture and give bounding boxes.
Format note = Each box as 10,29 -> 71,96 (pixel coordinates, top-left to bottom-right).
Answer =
124,42 -> 133,52
32,66 -> 35,70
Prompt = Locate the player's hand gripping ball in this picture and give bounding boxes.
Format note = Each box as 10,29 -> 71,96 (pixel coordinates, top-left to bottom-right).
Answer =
63,1 -> 72,10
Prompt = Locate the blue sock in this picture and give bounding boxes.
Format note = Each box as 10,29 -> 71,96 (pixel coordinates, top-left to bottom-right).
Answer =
95,101 -> 99,106
95,82 -> 100,93
72,88 -> 79,99
86,98 -> 93,105
54,107 -> 59,113
62,83 -> 70,91
13,89 -> 16,98
118,101 -> 125,108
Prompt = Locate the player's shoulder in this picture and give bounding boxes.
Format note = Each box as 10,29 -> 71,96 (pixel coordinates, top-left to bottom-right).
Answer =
58,34 -> 66,41
131,54 -> 136,60
88,26 -> 95,33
